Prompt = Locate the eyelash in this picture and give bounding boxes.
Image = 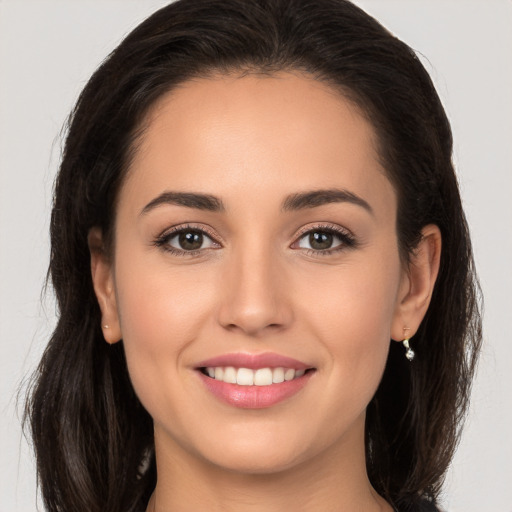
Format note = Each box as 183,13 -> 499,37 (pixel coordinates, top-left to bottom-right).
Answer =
153,223 -> 357,257
293,224 -> 357,256
153,224 -> 220,256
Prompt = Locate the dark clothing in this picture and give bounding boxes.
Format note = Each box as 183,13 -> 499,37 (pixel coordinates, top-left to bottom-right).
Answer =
395,499 -> 441,512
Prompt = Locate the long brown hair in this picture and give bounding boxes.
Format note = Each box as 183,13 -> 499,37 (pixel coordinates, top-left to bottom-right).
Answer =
26,1 -> 482,511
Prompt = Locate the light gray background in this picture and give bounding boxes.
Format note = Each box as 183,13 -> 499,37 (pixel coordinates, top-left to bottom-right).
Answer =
1,1 -> 511,511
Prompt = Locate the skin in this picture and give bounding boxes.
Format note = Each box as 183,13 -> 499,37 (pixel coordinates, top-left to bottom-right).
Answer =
89,72 -> 441,512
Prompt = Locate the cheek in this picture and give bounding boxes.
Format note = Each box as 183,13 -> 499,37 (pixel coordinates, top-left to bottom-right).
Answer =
115,250 -> 218,343
112,253 -> 218,409
298,252 -> 401,398
301,258 -> 400,342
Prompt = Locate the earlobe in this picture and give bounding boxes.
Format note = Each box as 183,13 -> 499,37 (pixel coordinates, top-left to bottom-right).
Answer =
88,227 -> 122,344
391,224 -> 442,342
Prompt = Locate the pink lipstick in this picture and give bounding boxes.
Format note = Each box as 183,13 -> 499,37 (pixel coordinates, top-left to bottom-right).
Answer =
195,352 -> 315,409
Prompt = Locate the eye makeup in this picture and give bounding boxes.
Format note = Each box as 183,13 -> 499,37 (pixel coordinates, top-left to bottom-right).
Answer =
152,221 -> 358,258
153,223 -> 222,256
292,223 -> 358,257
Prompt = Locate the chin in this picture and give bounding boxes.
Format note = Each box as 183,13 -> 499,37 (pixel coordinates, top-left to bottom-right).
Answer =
203,446 -> 307,476
188,424 -> 327,476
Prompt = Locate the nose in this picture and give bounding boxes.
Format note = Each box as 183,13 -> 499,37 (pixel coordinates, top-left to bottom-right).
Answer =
216,246 -> 294,337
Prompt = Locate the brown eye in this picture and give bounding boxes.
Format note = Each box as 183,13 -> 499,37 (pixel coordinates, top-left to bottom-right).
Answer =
163,229 -> 217,252
178,231 -> 204,250
308,231 -> 333,250
295,227 -> 355,254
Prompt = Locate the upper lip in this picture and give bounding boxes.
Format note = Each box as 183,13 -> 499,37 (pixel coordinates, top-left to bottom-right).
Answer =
195,352 -> 313,370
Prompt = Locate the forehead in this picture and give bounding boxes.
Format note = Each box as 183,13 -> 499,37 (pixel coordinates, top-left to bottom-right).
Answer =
121,72 -> 395,216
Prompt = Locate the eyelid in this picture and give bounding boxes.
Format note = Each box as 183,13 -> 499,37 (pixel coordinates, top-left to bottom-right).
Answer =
153,223 -> 223,255
291,222 -> 358,254
158,223 -> 222,243
152,221 -> 357,257
293,222 -> 355,241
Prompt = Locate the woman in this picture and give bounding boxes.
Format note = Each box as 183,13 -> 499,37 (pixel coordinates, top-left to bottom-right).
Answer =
26,0 -> 482,511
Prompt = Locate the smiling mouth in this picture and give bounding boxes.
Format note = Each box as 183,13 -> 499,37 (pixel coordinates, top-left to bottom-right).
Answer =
199,366 -> 315,386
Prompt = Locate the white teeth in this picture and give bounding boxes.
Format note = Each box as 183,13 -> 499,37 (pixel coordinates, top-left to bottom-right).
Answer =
223,366 -> 237,383
204,366 -> 308,385
272,367 -> 285,383
236,368 -> 254,385
284,368 -> 295,381
254,368 -> 273,386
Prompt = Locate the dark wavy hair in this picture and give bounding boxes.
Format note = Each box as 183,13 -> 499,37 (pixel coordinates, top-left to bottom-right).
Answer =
26,1 -> 482,511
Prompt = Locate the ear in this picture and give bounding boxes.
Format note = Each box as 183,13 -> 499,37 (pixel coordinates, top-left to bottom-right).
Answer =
391,224 -> 442,341
88,227 -> 122,344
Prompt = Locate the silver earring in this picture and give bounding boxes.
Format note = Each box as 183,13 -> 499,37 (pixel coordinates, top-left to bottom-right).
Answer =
402,338 -> 415,361
402,328 -> 415,361
103,324 -> 110,329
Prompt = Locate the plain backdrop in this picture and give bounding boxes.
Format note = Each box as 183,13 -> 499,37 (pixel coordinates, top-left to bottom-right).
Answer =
1,1 -> 511,511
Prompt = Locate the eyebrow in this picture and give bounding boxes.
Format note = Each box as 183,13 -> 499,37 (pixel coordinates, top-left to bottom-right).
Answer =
282,188 -> 373,215
140,187 -> 373,216
140,191 -> 225,215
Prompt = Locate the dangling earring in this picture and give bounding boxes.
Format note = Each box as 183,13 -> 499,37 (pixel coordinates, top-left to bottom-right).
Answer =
402,327 -> 415,361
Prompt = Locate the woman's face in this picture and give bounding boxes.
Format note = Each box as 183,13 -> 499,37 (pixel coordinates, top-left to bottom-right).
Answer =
100,72 -> 411,473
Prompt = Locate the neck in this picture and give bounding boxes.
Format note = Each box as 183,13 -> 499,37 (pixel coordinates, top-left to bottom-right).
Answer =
147,420 -> 392,512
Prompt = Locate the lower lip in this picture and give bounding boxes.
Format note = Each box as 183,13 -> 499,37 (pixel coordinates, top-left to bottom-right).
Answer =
197,370 -> 314,409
